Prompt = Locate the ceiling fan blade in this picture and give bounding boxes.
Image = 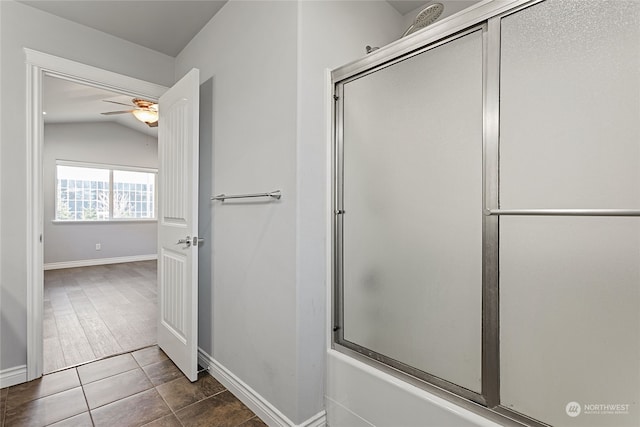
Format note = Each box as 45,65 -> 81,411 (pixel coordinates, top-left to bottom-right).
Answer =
103,100 -> 134,107
101,110 -> 134,115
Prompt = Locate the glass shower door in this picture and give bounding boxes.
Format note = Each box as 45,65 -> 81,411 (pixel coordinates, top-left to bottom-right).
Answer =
498,1 -> 640,425
337,28 -> 484,395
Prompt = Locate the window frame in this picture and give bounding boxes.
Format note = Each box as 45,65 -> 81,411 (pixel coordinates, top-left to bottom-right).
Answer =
54,160 -> 158,223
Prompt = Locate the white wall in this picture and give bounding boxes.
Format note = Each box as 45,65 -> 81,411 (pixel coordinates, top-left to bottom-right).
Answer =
176,0 -> 300,421
0,0 -> 174,372
43,122 -> 158,265
176,0 -> 404,424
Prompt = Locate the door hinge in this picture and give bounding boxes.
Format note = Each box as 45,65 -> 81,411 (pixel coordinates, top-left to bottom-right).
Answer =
333,95 -> 339,101
333,325 -> 341,332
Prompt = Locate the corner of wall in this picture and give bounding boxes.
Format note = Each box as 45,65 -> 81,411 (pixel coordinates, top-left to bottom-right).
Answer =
199,348 -> 327,427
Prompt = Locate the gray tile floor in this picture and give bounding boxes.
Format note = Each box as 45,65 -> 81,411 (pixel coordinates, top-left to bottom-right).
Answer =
1,346 -> 267,427
44,261 -> 158,373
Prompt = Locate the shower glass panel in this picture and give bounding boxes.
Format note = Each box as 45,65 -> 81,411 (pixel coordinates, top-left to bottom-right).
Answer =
499,0 -> 640,210
499,1 -> 640,426
340,29 -> 483,393
500,217 -> 640,427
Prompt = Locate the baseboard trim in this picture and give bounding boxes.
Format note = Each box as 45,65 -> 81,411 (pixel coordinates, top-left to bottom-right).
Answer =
198,348 -> 326,427
44,254 -> 157,270
0,365 -> 27,388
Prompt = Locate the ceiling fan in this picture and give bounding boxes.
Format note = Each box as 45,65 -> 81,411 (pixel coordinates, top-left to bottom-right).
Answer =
101,98 -> 159,127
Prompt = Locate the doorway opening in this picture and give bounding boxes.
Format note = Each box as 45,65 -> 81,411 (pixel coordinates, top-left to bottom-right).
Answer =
27,49 -> 201,384
25,48 -> 168,380
42,75 -> 160,373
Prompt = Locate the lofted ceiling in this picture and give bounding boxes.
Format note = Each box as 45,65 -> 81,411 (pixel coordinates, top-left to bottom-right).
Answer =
16,1 -> 459,58
18,1 -> 476,58
43,76 -> 158,137
29,0 -> 479,130
17,0 -> 228,57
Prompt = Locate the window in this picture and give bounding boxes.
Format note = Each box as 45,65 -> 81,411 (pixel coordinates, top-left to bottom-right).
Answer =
55,161 -> 157,221
112,170 -> 156,219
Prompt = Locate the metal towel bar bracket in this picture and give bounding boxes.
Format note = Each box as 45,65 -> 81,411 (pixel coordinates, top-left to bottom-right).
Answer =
211,190 -> 282,202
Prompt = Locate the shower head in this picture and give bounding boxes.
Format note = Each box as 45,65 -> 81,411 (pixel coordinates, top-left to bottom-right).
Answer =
402,3 -> 444,38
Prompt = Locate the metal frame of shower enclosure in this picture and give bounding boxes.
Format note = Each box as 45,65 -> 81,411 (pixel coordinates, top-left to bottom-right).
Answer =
334,21 -> 489,404
330,1 -> 562,426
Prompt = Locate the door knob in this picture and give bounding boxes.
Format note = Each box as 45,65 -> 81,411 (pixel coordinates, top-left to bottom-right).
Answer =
177,236 -> 204,248
177,236 -> 192,248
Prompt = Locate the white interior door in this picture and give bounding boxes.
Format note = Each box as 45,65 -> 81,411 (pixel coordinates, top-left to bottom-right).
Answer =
157,68 -> 200,382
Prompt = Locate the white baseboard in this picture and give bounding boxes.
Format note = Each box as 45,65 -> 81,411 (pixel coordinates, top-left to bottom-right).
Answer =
198,348 -> 326,427
0,365 -> 27,388
44,254 -> 157,270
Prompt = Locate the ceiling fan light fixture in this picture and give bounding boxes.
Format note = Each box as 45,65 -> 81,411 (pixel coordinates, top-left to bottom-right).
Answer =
102,98 -> 159,127
132,108 -> 159,124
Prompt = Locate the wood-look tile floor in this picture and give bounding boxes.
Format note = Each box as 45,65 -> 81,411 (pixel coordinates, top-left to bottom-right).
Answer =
0,346 -> 267,427
44,261 -> 158,373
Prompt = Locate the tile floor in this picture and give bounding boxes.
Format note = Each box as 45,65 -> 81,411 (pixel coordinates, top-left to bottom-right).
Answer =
0,346 -> 267,427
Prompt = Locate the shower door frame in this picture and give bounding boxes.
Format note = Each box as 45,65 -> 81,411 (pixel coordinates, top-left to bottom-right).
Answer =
331,1 -> 547,426
334,23 -> 488,405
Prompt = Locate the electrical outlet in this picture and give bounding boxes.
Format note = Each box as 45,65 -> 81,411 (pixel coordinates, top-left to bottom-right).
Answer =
95,243 -> 101,251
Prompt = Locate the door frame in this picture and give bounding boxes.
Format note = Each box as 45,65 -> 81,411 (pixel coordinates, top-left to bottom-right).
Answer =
25,48 -> 168,380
